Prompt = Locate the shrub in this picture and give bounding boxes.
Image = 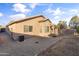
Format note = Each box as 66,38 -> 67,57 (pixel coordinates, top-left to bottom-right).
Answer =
76,26 -> 79,33
48,33 -> 57,37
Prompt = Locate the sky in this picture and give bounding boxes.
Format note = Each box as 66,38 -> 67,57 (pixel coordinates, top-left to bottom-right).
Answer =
0,3 -> 79,26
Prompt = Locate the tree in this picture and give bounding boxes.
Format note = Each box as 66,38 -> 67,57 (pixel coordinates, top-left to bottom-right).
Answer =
69,16 -> 79,29
76,26 -> 79,33
57,20 -> 67,29
57,20 -> 67,34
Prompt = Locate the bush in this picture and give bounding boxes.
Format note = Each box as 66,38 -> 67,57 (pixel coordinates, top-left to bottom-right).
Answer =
76,26 -> 79,33
48,33 -> 57,37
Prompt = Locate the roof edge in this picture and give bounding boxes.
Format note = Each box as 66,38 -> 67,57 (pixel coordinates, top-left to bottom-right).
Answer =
6,15 -> 46,27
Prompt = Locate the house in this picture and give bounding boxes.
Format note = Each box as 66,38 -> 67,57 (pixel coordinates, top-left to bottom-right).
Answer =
6,15 -> 58,40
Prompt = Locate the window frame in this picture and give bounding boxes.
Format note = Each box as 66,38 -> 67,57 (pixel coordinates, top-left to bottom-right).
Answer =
24,25 -> 33,32
44,26 -> 49,33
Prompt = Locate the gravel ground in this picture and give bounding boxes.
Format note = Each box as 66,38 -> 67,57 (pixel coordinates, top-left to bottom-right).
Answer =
0,32 -> 60,56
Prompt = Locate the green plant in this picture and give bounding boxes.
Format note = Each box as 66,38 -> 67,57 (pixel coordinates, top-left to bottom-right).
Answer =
69,16 -> 79,29
76,26 -> 79,33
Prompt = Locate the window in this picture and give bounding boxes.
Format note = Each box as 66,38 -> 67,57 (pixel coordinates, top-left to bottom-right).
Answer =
24,25 -> 32,32
29,26 -> 32,32
45,26 -> 49,33
24,25 -> 28,32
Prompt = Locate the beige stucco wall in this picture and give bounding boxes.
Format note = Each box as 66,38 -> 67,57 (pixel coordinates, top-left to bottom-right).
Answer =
8,16 -> 54,38
39,21 -> 53,36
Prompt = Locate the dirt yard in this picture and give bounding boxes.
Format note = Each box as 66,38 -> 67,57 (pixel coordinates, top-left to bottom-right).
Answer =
0,29 -> 78,56
0,32 -> 60,56
39,29 -> 79,56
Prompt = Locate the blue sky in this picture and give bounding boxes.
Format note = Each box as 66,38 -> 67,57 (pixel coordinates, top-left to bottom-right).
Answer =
0,3 -> 79,26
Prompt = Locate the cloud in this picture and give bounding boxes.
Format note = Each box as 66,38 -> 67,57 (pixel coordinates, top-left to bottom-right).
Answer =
52,8 -> 65,16
70,9 -> 78,13
44,8 -> 65,16
43,7 -> 79,25
29,3 -> 38,9
69,9 -> 79,15
12,3 -> 31,13
10,14 -> 26,20
77,14 -> 79,16
54,16 -> 60,19
43,7 -> 65,22
0,13 -> 3,17
44,8 -> 54,14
